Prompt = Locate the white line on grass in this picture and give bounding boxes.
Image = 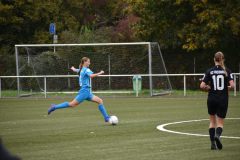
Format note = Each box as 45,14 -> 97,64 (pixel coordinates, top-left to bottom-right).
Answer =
156,118 -> 240,139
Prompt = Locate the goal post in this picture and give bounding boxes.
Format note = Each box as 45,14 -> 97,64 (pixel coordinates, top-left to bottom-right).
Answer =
14,42 -> 172,97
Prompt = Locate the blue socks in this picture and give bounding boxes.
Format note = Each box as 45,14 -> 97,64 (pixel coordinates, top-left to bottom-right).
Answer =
55,102 -> 70,110
98,104 -> 110,122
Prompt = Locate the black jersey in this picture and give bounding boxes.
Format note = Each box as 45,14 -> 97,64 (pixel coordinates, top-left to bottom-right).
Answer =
202,65 -> 233,96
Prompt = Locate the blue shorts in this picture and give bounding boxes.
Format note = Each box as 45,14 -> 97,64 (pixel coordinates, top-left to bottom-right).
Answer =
75,88 -> 94,103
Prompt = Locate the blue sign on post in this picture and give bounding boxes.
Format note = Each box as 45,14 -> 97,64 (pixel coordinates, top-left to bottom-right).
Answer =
49,23 -> 56,35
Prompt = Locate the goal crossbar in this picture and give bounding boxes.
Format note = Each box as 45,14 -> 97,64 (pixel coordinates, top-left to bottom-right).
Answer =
15,42 -> 151,47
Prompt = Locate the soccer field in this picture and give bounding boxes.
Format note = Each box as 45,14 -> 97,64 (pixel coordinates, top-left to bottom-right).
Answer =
0,97 -> 240,160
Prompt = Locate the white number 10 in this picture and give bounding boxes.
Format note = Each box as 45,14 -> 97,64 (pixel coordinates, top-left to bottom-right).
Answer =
212,75 -> 224,90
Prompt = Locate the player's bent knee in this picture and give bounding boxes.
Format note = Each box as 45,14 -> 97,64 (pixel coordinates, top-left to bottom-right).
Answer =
69,101 -> 78,107
98,98 -> 103,104
92,96 -> 103,104
69,102 -> 74,107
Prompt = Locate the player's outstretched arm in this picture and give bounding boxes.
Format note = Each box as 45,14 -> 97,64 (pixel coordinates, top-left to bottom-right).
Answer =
70,66 -> 80,73
90,70 -> 104,78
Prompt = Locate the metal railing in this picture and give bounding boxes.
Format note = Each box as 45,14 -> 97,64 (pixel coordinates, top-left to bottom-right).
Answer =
0,73 -> 239,98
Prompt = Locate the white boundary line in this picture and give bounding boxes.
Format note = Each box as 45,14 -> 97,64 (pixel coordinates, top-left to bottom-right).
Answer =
156,118 -> 240,139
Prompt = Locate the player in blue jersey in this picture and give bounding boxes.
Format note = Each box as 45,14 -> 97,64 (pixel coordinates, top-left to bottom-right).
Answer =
48,57 -> 110,123
200,52 -> 234,150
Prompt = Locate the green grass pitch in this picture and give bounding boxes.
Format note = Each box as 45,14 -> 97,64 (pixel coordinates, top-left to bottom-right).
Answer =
0,97 -> 240,160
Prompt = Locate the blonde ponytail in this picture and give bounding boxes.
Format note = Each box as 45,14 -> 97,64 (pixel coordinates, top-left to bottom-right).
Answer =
214,52 -> 227,77
79,57 -> 90,73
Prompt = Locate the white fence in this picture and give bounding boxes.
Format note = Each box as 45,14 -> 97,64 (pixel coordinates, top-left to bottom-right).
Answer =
0,73 -> 239,98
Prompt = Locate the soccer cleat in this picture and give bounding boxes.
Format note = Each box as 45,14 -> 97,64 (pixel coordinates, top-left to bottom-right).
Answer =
214,136 -> 223,150
48,104 -> 56,115
211,142 -> 217,150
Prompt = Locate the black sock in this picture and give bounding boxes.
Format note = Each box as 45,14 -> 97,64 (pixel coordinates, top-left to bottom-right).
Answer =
209,128 -> 215,142
216,127 -> 223,137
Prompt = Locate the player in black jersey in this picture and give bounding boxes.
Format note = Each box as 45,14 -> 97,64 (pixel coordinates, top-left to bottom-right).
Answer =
200,52 -> 234,150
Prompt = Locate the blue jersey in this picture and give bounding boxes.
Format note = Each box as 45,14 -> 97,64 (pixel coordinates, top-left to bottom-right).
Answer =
77,67 -> 93,88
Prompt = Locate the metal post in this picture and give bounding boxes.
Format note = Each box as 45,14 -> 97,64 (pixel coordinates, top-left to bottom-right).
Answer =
157,43 -> 172,91
234,74 -> 236,97
53,35 -> 56,53
148,43 -> 153,96
108,54 -> 111,90
67,60 -> 71,89
239,64 -> 240,94
184,75 -> 186,96
239,74 -> 240,96
136,77 -> 139,97
44,77 -> 47,98
15,46 -> 20,97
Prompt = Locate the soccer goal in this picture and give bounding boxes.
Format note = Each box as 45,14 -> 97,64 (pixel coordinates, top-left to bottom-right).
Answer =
14,42 -> 172,97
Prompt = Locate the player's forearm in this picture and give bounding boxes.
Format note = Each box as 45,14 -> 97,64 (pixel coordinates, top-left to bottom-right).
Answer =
72,69 -> 79,73
90,73 -> 101,78
90,74 -> 99,78
228,80 -> 234,89
90,71 -> 104,78
200,82 -> 210,91
70,66 -> 79,73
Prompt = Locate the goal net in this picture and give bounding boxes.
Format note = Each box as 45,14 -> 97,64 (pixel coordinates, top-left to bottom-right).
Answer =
14,42 -> 172,97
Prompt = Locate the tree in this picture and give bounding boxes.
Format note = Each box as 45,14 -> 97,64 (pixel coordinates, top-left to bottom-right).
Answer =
127,0 -> 240,51
126,0 -> 240,72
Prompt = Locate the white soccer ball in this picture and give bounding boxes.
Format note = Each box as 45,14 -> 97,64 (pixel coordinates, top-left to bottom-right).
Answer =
109,115 -> 119,125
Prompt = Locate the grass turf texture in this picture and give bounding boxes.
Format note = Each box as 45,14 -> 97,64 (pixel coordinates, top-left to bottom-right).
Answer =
0,97 -> 239,160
